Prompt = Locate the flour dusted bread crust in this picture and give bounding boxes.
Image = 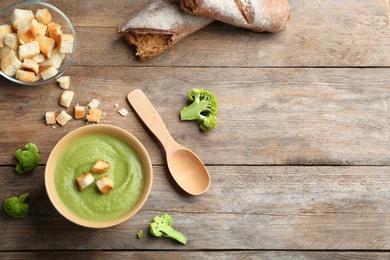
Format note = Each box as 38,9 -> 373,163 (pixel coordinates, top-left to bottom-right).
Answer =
180,0 -> 290,33
117,0 -> 213,61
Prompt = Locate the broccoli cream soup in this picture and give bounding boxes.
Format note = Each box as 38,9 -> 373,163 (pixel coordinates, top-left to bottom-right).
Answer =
54,134 -> 144,222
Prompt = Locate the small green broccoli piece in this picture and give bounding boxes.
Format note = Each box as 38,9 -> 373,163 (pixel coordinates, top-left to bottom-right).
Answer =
137,230 -> 143,239
180,88 -> 218,131
149,213 -> 188,244
14,143 -> 40,174
4,192 -> 30,219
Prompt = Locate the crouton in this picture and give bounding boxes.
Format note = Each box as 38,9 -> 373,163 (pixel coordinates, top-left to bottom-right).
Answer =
23,58 -> 39,74
56,110 -> 72,126
35,8 -> 52,25
0,25 -> 14,48
36,34 -> 55,58
18,40 -> 40,61
47,23 -> 62,44
11,9 -> 34,29
4,33 -> 19,50
39,65 -> 58,80
91,160 -> 110,174
1,49 -> 22,77
58,33 -> 74,53
39,47 -> 65,69
118,108 -> 129,117
16,18 -> 39,44
86,108 -> 102,123
32,52 -> 46,63
77,172 -> 94,191
0,46 -> 11,60
36,22 -> 48,37
45,111 -> 56,125
88,98 -> 100,109
96,176 -> 113,194
15,69 -> 36,82
59,90 -> 74,108
74,105 -> 85,119
57,76 -> 70,89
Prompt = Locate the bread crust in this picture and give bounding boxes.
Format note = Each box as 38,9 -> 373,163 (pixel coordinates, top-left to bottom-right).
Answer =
180,0 -> 290,33
117,0 -> 213,61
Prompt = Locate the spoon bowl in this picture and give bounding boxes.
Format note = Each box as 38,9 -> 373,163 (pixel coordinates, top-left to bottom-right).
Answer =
127,89 -> 210,195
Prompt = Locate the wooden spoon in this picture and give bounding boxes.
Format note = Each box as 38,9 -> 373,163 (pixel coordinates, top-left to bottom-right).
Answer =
127,89 -> 211,195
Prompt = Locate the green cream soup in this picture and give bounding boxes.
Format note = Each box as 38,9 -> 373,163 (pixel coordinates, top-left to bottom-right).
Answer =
54,134 -> 144,222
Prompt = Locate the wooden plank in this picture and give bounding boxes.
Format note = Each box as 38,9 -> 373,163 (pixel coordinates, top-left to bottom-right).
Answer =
3,165 -> 390,250
2,251 -> 390,260
1,67 -> 390,166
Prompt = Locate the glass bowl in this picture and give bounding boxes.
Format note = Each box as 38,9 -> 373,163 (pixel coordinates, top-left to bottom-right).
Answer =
0,0 -> 76,86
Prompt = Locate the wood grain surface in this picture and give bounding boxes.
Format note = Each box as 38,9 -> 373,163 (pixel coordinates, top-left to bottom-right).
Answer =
1,0 -> 390,259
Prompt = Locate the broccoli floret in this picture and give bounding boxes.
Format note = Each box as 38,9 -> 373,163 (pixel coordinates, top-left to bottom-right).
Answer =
4,192 -> 30,219
14,143 -> 40,174
137,230 -> 144,239
149,213 -> 188,244
180,88 -> 218,131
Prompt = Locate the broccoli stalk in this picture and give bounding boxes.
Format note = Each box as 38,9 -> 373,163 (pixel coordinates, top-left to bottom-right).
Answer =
180,88 -> 218,131
149,213 -> 188,244
4,192 -> 30,219
14,143 -> 40,174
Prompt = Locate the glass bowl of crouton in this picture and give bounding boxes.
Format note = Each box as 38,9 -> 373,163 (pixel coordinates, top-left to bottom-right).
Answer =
0,1 -> 76,86
45,124 -> 153,228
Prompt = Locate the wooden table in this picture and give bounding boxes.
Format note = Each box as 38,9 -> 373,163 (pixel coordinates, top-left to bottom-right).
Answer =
2,0 -> 390,258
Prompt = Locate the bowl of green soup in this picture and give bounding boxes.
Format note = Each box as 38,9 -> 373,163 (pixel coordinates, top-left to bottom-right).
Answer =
45,124 -> 153,228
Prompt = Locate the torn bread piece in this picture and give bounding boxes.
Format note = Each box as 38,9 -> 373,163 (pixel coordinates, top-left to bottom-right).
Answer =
86,108 -> 102,123
91,160 -> 110,174
57,76 -> 70,89
15,69 -> 36,82
117,0 -> 213,61
45,111 -> 56,125
77,172 -> 94,191
56,110 -> 72,126
74,105 -> 85,119
96,176 -> 113,194
0,24 -> 13,48
59,90 -> 75,108
1,49 -> 22,77
39,65 -> 58,80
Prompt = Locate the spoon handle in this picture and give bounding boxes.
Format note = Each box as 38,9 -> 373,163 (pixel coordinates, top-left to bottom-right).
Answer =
127,89 -> 178,151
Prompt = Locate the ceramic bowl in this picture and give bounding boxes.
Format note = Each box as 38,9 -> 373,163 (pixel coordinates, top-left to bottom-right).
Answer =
45,124 -> 153,228
0,1 -> 76,85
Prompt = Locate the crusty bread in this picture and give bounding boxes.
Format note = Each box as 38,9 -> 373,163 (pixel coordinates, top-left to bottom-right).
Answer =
180,0 -> 290,33
35,8 -> 52,25
59,90 -> 74,108
91,160 -> 110,174
58,34 -> 74,53
57,76 -> 70,89
1,49 -> 22,77
36,34 -> 55,58
96,176 -> 113,194
117,0 -> 213,61
0,24 -> 14,48
18,40 -> 40,61
56,110 -> 72,126
86,108 -> 102,123
15,69 -> 36,82
39,65 -> 58,80
77,172 -> 94,191
45,111 -> 56,125
23,58 -> 39,74
74,105 -> 85,119
4,33 -> 19,50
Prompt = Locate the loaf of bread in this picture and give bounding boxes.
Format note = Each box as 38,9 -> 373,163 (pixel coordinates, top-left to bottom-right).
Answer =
117,0 -> 213,61
180,0 -> 290,33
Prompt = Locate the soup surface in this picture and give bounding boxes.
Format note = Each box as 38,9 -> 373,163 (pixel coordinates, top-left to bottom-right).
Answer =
54,134 -> 144,221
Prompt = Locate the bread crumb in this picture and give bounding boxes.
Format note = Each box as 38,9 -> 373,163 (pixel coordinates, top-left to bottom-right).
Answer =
88,98 -> 100,109
118,108 -> 128,117
86,108 -> 102,123
56,110 -> 72,126
57,76 -> 70,89
114,103 -> 119,108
